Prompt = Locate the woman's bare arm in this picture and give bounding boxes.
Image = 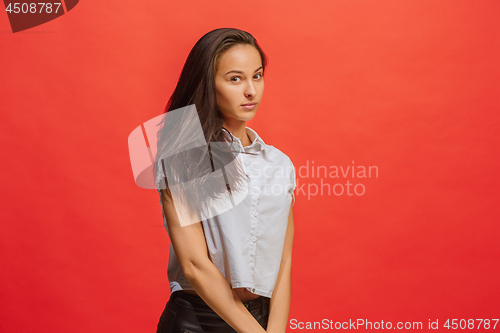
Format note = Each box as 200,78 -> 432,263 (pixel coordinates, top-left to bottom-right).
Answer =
266,204 -> 294,333
160,188 -> 266,333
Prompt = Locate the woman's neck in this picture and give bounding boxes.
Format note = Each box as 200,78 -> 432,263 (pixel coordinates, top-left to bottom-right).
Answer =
223,121 -> 251,147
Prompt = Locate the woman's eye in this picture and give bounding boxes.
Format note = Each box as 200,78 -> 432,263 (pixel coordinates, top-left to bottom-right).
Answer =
230,76 -> 241,82
254,73 -> 263,79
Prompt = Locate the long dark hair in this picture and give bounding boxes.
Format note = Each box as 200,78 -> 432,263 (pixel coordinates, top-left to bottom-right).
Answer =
153,28 -> 268,219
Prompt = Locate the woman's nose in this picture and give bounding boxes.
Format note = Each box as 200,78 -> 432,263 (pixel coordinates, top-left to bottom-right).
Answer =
244,81 -> 256,97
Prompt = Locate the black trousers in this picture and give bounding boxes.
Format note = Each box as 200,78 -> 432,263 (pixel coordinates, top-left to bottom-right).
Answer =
156,290 -> 270,333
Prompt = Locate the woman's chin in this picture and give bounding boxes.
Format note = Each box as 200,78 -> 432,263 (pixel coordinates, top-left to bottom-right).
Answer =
239,110 -> 257,121
222,110 -> 258,123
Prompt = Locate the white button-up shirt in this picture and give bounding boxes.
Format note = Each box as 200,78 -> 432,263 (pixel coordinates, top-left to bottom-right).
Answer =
158,126 -> 296,298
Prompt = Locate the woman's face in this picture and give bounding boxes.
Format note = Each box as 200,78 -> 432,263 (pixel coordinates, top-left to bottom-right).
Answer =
214,44 -> 264,125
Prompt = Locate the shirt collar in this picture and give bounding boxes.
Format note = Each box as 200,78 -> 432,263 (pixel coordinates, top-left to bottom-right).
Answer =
227,126 -> 274,156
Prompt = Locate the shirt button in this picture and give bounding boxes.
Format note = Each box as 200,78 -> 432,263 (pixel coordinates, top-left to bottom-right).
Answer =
252,210 -> 258,217
253,188 -> 258,193
256,198 -> 260,204
251,236 -> 256,242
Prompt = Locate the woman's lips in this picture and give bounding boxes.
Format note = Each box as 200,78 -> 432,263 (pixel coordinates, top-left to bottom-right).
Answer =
241,103 -> 257,110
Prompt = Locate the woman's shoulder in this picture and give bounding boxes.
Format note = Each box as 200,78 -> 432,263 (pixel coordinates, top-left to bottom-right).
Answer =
245,126 -> 295,168
261,142 -> 294,167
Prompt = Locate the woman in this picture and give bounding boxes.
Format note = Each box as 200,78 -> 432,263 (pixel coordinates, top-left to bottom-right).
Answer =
154,28 -> 296,333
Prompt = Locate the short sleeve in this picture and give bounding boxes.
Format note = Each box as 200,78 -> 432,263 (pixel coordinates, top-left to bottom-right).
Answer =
155,159 -> 166,197
289,158 -> 297,206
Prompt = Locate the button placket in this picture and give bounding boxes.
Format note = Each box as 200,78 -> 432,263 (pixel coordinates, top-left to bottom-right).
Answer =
249,179 -> 260,275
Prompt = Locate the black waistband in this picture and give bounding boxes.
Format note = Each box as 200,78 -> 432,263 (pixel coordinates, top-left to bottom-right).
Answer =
172,290 -> 270,311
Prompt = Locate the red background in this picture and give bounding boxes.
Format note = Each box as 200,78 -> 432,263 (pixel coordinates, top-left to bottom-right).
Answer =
1,0 -> 499,332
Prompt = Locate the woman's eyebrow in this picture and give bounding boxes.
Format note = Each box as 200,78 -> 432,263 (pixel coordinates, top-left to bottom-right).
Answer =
225,66 -> 263,76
